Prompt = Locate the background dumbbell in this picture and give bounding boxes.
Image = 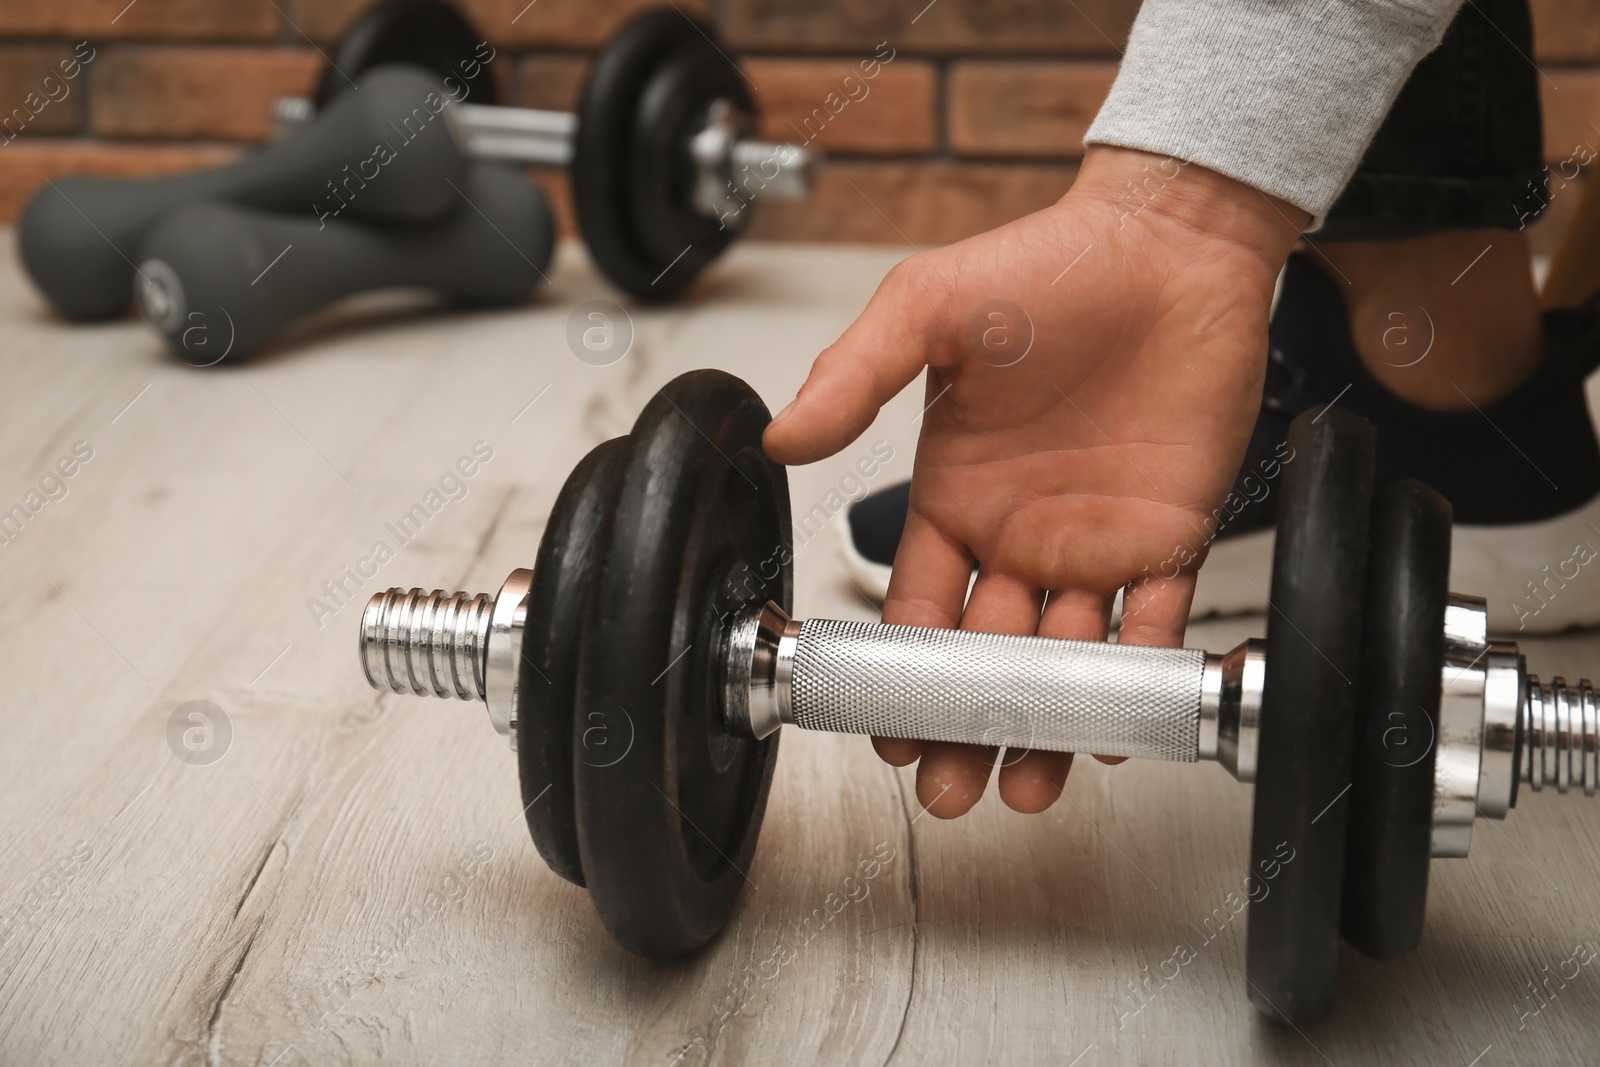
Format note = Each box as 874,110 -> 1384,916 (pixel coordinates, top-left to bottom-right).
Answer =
277,3 -> 815,300
134,162 -> 553,363
18,65 -> 469,321
353,369 -> 1600,1027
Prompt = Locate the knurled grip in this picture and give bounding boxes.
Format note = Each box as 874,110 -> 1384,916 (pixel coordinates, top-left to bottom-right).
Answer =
787,619 -> 1207,761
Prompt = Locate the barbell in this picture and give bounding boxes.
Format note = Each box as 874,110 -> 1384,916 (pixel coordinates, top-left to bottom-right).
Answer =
275,2 -> 815,299
353,369 -> 1597,1026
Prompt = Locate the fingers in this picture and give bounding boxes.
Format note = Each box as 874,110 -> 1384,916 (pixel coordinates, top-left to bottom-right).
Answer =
872,736 -> 922,766
996,750 -> 1075,813
881,511 -> 973,629
916,741 -> 999,818
912,571 -> 1043,817
959,571 -> 1043,634
1117,570 -> 1197,648
994,586 -> 1113,806
869,512 -> 972,772
1081,572 -> 1196,769
1038,587 -> 1113,642
763,260 -> 948,466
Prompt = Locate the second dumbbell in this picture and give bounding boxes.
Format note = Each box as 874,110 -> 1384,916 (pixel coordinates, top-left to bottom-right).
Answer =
134,163 -> 552,363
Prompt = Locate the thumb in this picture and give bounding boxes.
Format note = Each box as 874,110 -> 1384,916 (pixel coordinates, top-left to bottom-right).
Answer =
763,260 -> 946,465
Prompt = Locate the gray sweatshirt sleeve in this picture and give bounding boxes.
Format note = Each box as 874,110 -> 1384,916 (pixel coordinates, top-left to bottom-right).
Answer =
1084,1 -> 1465,225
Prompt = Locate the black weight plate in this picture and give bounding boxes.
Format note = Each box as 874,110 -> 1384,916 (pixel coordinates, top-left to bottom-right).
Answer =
1341,479 -> 1451,960
573,10 -> 744,300
575,369 -> 791,957
1246,407 -> 1375,1026
517,436 -> 627,888
314,0 -> 499,109
627,44 -> 751,283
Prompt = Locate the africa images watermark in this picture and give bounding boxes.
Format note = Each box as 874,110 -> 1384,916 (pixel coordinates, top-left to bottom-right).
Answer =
0,440 -> 95,548
1,42 -> 95,145
0,840 -> 94,954
709,41 -> 899,231
1509,522 -> 1600,631
292,841 -> 497,1031
1112,839 -> 1297,1028
1122,438 -> 1295,618
1511,939 -> 1600,1031
166,700 -> 232,766
1514,137 -> 1597,230
313,41 -> 497,229
306,441 -> 495,629
676,840 -> 899,1061
1111,155 -> 1192,230
713,440 -> 898,628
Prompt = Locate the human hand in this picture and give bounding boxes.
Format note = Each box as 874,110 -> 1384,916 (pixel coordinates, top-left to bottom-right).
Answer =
763,146 -> 1308,818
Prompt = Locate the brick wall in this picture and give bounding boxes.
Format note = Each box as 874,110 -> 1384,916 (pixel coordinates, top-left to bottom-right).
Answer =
0,0 -> 1596,253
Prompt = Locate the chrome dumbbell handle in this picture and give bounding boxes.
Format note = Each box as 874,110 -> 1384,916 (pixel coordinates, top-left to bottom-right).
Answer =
724,602 -> 1267,776
273,96 -> 574,165
358,577 -> 1597,867
271,95 -> 815,197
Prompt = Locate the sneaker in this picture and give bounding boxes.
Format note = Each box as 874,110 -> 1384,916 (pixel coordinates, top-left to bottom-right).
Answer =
837,482 -> 1008,611
842,253 -> 1600,633
840,479 -> 907,602
1195,252 -> 1600,633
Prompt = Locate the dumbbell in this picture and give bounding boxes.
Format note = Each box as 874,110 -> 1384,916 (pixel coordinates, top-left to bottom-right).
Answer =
276,4 -> 815,300
18,65 -> 469,322
302,0 -> 502,112
352,369 -> 1599,1026
133,162 -> 552,363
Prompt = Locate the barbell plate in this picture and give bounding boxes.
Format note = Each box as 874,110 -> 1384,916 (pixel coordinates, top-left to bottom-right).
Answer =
574,369 -> 790,957
314,0 -> 500,108
626,42 -> 752,286
517,437 -> 627,888
1246,407 -> 1375,1026
1341,478 -> 1452,960
573,10 -> 747,300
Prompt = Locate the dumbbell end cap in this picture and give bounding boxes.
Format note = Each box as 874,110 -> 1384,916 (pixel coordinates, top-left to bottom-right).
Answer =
723,601 -> 798,741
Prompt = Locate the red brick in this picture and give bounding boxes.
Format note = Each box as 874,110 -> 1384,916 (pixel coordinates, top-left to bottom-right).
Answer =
286,0 -> 710,50
0,0 -> 276,40
515,55 -> 936,154
742,58 -> 936,154
1532,0 -> 1600,62
745,160 -> 1075,244
1539,67 -> 1600,162
0,46 -> 90,139
534,161 -> 1074,246
515,55 -> 591,113
0,141 -> 241,222
722,0 -> 1137,55
91,47 -> 322,142
948,61 -> 1115,158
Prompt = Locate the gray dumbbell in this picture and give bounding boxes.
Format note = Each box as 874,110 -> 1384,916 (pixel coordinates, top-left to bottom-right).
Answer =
19,65 -> 467,321
133,162 -> 551,363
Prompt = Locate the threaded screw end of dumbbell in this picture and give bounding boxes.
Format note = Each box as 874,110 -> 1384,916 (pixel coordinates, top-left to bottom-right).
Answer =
360,587 -> 494,701
1520,675 -> 1599,796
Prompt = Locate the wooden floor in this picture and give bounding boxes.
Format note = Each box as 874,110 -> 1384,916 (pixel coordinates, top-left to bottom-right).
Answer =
2,234 -> 1598,1066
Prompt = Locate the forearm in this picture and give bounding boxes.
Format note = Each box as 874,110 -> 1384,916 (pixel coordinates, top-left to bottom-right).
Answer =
1085,0 -> 1465,226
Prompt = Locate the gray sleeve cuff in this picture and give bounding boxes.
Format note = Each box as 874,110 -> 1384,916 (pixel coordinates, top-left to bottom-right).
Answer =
1084,0 -> 1463,227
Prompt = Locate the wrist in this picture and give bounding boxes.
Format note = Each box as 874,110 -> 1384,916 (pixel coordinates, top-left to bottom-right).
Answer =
1068,146 -> 1309,277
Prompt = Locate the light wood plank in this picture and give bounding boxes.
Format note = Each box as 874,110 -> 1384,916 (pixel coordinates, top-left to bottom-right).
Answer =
0,234 -> 1597,1066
